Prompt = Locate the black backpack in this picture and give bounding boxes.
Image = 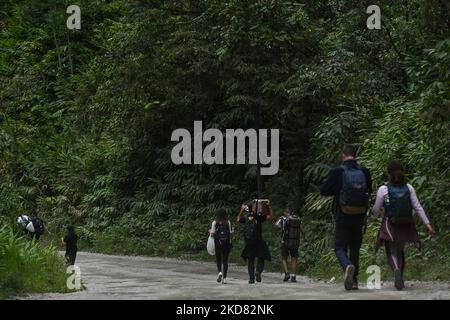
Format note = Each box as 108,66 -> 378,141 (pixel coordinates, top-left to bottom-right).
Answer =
32,218 -> 45,236
339,165 -> 369,215
216,220 -> 230,243
282,216 -> 302,249
244,219 -> 259,245
384,184 -> 413,224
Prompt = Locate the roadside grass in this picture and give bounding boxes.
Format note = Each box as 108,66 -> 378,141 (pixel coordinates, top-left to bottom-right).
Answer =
0,226 -> 74,299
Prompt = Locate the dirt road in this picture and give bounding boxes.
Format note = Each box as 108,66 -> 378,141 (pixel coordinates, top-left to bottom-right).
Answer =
24,252 -> 450,300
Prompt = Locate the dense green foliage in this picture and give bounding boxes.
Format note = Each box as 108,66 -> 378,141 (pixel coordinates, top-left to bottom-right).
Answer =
1,0 -> 449,287
0,227 -> 68,298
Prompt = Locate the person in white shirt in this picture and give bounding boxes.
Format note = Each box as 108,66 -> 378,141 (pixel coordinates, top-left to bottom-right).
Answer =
209,209 -> 233,284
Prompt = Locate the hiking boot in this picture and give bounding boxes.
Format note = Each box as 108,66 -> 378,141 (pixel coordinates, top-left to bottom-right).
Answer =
283,273 -> 290,282
291,275 -> 297,283
352,282 -> 359,290
394,268 -> 404,290
256,272 -> 262,282
249,279 -> 255,284
344,265 -> 355,291
222,278 -> 227,284
217,272 -> 223,283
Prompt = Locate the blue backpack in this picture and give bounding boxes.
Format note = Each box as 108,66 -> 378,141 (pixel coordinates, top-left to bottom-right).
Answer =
384,184 -> 413,224
339,165 -> 369,215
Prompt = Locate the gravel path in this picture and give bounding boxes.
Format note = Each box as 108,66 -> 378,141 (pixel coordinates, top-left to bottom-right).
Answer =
23,252 -> 450,300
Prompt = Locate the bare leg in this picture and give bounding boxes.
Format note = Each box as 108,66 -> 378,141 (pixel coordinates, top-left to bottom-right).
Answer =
291,257 -> 297,274
282,258 -> 289,274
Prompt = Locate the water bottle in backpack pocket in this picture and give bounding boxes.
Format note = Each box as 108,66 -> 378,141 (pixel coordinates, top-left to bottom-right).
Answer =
384,184 -> 413,224
339,166 -> 370,215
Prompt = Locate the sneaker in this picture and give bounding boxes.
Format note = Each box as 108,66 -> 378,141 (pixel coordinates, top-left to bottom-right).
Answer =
344,265 -> 355,291
394,268 -> 404,290
222,278 -> 227,284
217,272 -> 223,283
291,275 -> 297,283
283,273 -> 290,282
249,279 -> 255,284
256,272 -> 262,283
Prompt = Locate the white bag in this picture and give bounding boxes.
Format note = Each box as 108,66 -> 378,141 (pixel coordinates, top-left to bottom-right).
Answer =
207,235 -> 215,255
26,221 -> 35,233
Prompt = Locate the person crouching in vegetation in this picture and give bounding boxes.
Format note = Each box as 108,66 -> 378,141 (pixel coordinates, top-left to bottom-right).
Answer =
30,211 -> 50,240
372,160 -> 434,290
209,209 -> 233,284
237,200 -> 273,284
275,208 -> 305,282
17,214 -> 32,237
62,225 -> 78,266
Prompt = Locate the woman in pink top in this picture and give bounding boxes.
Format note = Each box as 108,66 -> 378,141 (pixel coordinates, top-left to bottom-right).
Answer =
372,160 -> 434,290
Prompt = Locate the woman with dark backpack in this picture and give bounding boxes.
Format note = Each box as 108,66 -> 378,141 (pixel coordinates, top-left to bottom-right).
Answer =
372,160 -> 434,290
209,209 -> 233,284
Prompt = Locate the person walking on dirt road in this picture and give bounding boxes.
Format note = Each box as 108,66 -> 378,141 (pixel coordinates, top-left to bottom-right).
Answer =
237,200 -> 273,284
372,160 -> 434,290
209,209 -> 234,284
320,145 -> 372,290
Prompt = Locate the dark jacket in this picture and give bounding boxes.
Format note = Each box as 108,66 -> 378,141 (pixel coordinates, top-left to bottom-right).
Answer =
320,159 -> 372,221
239,214 -> 272,261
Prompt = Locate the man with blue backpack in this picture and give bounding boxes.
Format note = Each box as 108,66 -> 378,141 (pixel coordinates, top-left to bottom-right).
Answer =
320,145 -> 372,290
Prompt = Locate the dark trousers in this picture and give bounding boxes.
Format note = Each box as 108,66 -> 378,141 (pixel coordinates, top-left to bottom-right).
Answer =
215,247 -> 230,278
65,251 -> 77,266
334,217 -> 364,282
385,241 -> 405,275
247,257 -> 264,280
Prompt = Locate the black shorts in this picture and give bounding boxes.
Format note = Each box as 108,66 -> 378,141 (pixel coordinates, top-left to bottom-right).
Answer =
281,244 -> 299,258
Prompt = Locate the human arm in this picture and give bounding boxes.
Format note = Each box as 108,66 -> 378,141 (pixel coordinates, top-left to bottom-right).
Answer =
265,201 -> 274,221
228,221 -> 234,243
300,223 -> 306,240
372,186 -> 386,218
209,221 -> 216,237
408,185 -> 434,235
44,223 -> 51,236
236,204 -> 246,223
364,167 -> 373,198
319,167 -> 340,196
